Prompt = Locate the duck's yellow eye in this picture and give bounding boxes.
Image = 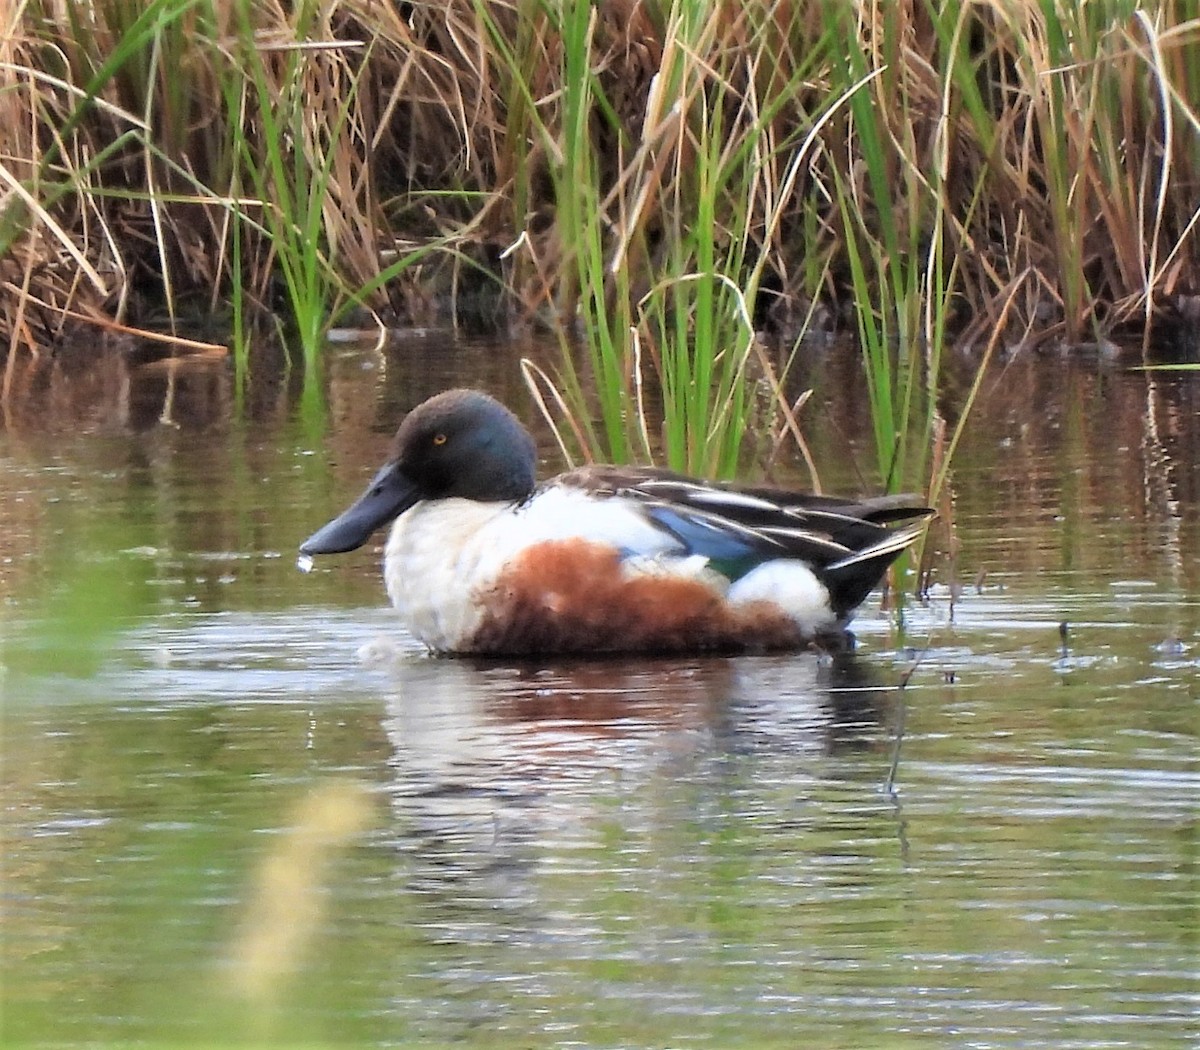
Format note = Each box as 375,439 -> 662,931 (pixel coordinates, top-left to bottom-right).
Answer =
432,433 -> 448,446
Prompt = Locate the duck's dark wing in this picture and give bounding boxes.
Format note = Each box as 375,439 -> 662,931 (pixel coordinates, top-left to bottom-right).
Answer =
555,465 -> 932,616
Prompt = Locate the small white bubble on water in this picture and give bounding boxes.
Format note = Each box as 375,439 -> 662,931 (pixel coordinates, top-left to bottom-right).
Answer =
297,553 -> 315,574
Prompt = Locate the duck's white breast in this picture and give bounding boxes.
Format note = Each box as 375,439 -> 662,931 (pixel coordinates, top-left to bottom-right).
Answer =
383,498 -> 507,651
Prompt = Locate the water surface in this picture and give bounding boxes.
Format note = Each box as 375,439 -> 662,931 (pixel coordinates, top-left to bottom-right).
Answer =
2,339 -> 1197,1047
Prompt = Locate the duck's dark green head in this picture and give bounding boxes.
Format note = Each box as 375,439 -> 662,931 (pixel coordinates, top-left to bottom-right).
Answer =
299,389 -> 537,556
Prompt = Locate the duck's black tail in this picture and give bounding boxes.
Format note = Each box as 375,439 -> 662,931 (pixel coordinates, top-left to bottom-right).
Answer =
823,512 -> 932,621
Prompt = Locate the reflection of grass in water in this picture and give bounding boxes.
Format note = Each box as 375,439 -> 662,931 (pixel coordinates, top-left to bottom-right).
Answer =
227,780 -> 376,1040
2,771 -> 379,1046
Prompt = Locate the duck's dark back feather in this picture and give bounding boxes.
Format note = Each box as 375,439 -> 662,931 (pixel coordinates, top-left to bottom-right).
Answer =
555,465 -> 932,574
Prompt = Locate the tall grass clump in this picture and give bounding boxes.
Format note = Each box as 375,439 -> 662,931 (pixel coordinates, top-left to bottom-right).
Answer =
823,0 -> 971,495
225,2 -> 366,363
492,0 -> 866,475
486,0 -> 790,475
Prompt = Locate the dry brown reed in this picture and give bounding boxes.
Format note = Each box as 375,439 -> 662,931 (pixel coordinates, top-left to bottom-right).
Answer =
1,0 -> 1198,359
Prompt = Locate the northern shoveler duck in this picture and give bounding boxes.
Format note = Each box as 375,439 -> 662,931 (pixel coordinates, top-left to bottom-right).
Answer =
299,389 -> 932,656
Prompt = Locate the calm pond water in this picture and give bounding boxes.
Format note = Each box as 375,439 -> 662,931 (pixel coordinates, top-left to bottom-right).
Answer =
1,336 -> 1197,1048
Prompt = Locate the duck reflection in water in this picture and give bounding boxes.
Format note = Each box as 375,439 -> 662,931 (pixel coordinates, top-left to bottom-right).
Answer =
375,647 -> 900,879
